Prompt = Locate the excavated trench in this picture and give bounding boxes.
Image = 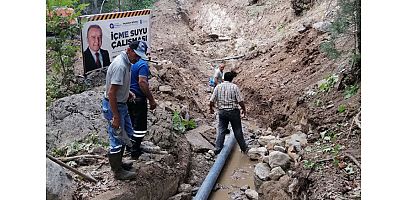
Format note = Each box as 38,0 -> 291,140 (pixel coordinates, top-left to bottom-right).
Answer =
46,0 -> 361,199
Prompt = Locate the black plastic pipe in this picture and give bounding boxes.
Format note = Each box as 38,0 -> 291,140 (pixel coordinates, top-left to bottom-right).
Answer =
194,134 -> 236,200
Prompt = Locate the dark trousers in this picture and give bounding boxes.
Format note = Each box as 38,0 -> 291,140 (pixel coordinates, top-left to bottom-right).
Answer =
215,109 -> 247,152
127,98 -> 148,155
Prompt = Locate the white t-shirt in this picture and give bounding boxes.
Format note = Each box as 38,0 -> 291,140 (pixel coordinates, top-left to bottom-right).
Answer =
213,68 -> 223,84
104,51 -> 131,103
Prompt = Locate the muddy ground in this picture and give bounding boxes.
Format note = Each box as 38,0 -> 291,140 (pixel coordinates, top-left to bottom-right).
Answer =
47,0 -> 361,199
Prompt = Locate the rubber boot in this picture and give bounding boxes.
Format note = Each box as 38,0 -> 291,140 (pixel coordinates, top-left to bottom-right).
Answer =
108,151 -> 136,180
120,146 -> 133,170
131,138 -> 143,160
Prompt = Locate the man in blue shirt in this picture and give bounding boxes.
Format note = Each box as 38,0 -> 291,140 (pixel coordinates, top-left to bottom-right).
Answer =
127,40 -> 157,159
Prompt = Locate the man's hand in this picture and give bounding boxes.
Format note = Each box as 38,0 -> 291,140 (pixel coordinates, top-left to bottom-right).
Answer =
128,91 -> 136,102
111,116 -> 120,129
241,109 -> 247,119
209,102 -> 215,115
149,100 -> 157,110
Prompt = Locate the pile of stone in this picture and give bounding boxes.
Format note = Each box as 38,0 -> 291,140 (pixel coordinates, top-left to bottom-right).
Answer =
246,127 -> 309,200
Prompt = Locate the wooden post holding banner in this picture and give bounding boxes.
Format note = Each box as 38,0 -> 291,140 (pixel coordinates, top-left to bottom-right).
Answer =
46,153 -> 98,183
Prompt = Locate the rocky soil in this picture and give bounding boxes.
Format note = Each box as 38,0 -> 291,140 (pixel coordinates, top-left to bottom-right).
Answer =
46,0 -> 361,199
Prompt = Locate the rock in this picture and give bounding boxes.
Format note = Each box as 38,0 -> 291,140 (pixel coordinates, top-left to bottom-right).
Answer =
259,188 -> 290,200
297,25 -> 308,33
261,156 -> 269,164
162,101 -> 181,113
288,178 -> 298,194
208,149 -> 215,157
259,176 -> 291,200
258,135 -> 275,146
312,21 -> 331,33
46,158 -> 73,200
240,185 -> 250,191
266,139 -> 284,150
159,85 -> 172,92
273,145 -> 286,153
248,0 -> 259,6
275,127 -> 290,137
149,77 -> 161,91
178,184 -> 192,193
159,68 -> 168,78
231,190 -> 247,200
185,127 -> 214,152
141,141 -> 162,154
88,146 -> 107,155
245,189 -> 259,200
254,163 -> 271,190
167,192 -> 191,200
269,151 -> 291,170
197,125 -> 217,146
191,187 -> 199,196
46,88 -> 108,151
269,167 -> 286,181
248,147 -> 268,160
285,132 -> 307,148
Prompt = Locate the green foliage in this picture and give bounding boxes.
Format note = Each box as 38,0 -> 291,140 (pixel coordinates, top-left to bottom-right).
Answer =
47,0 -> 77,8
344,84 -> 359,99
320,0 -> 361,65
303,160 -> 316,169
337,104 -> 346,113
102,0 -> 156,13
277,24 -> 285,32
172,111 -> 197,134
314,99 -> 322,107
51,133 -> 108,157
318,74 -> 339,93
320,130 -> 337,143
46,0 -> 88,106
320,41 -> 340,59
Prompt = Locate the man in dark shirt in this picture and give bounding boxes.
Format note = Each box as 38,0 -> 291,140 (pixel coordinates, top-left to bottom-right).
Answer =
127,40 -> 157,159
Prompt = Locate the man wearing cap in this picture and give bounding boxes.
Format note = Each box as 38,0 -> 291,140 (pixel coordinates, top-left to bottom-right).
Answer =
101,41 -> 145,180
127,40 -> 157,160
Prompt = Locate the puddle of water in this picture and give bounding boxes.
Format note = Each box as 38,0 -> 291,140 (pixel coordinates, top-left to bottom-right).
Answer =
209,143 -> 257,200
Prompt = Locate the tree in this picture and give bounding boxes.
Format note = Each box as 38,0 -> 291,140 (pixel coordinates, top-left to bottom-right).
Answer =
46,0 -> 89,106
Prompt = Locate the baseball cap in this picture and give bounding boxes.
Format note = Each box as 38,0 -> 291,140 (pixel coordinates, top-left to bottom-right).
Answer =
129,40 -> 148,60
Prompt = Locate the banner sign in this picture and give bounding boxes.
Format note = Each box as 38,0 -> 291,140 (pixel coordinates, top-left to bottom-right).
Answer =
79,9 -> 151,74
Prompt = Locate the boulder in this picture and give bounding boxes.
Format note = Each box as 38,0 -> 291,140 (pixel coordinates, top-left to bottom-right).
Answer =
285,132 -> 307,148
46,158 -> 73,200
266,139 -> 284,150
269,167 -> 286,181
46,88 -> 108,151
159,85 -> 173,92
247,147 -> 268,160
259,175 -> 291,200
197,125 -> 217,146
245,189 -> 259,200
312,21 -> 331,33
240,185 -> 250,191
185,126 -> 214,152
258,135 -> 275,146
254,163 -> 271,191
141,141 -> 162,154
269,151 -> 291,170
261,156 -> 269,164
273,145 -> 286,153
